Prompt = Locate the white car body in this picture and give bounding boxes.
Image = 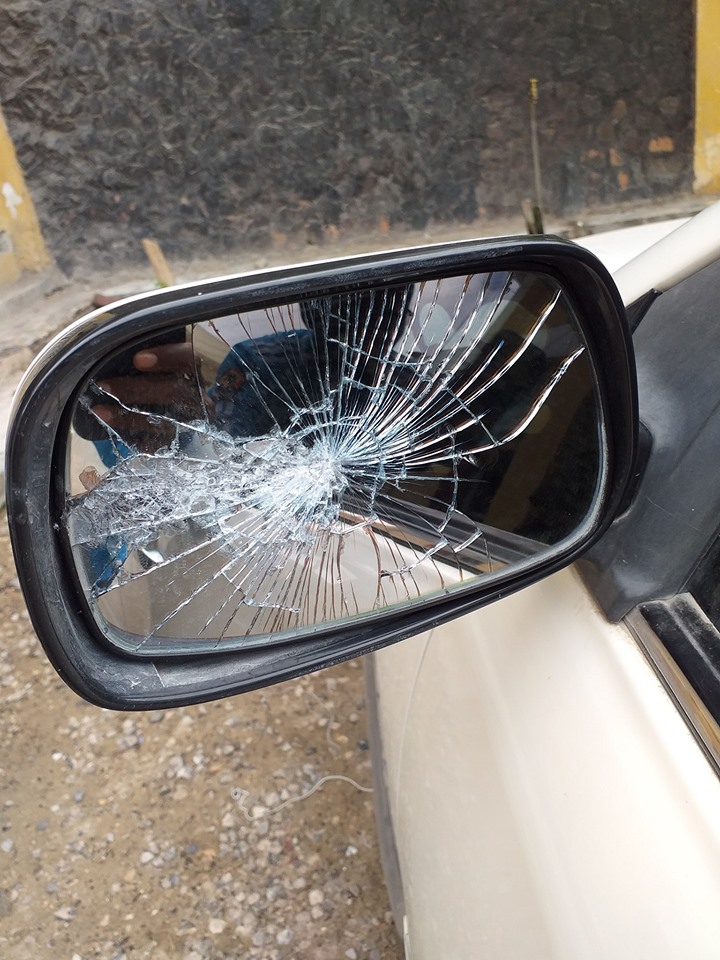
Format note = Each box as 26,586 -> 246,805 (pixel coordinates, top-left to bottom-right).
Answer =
371,203 -> 720,960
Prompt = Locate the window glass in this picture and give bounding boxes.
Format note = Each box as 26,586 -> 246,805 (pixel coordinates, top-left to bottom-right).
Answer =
689,536 -> 720,629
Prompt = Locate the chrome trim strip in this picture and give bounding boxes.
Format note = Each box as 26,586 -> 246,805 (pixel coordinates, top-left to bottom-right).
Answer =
626,606 -> 720,778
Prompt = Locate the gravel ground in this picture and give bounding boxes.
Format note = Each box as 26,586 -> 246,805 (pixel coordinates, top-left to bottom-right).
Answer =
0,518 -> 403,960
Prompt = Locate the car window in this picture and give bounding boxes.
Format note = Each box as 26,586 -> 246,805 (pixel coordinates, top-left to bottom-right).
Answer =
688,536 -> 720,631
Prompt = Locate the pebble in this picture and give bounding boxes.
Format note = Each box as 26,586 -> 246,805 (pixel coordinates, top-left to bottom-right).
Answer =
208,917 -> 226,934
54,906 -> 75,921
308,888 -> 324,906
1,838 -> 14,853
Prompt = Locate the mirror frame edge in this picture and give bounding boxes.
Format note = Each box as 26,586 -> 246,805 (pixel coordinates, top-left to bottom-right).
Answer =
5,236 -> 637,709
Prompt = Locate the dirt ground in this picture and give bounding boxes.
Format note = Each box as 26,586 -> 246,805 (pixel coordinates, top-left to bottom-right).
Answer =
0,517 -> 403,960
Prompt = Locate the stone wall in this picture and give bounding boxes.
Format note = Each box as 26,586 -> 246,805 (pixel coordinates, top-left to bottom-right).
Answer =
0,0 -> 694,272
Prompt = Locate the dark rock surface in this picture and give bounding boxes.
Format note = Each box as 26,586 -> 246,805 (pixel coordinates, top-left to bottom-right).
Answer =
0,0 -> 693,273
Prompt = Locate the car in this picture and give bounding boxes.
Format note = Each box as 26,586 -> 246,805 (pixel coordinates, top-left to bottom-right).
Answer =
6,201 -> 720,958
367,205 -> 720,959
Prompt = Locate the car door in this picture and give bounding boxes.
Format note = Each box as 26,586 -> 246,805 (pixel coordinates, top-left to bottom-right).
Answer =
368,253 -> 720,959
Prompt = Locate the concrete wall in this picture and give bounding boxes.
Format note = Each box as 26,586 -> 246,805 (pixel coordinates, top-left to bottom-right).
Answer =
0,0 -> 694,273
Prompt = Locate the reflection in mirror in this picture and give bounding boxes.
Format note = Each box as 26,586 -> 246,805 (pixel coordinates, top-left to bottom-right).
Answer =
64,271 -> 603,654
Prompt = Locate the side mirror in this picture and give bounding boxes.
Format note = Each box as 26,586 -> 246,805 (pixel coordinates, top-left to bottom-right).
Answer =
6,237 -> 636,709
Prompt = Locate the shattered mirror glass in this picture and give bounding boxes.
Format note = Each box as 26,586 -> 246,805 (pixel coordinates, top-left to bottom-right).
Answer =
63,271 -> 604,655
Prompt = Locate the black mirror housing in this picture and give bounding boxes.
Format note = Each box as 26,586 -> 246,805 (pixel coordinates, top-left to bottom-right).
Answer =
6,237 -> 636,709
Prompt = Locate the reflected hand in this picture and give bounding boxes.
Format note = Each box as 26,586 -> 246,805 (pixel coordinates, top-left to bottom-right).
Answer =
92,342 -> 212,450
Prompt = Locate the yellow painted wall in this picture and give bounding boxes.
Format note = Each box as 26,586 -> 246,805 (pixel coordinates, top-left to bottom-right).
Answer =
0,105 -> 50,285
695,0 -> 720,193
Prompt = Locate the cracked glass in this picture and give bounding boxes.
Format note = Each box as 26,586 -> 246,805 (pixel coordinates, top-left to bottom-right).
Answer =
63,270 -> 604,655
